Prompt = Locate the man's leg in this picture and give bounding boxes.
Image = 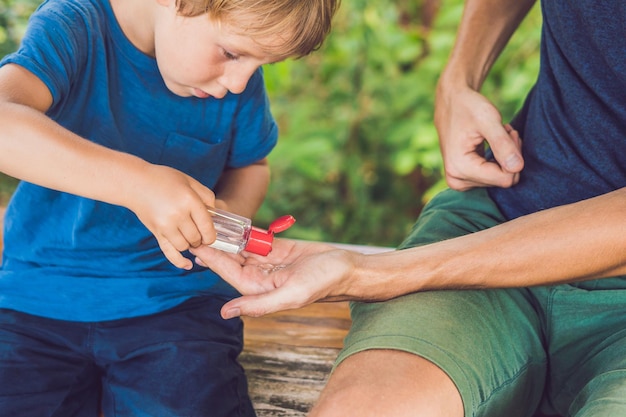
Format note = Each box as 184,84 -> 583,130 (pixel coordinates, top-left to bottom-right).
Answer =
570,370 -> 626,417
310,349 -> 462,417
310,189 -> 548,417
535,278 -> 626,417
310,286 -> 547,417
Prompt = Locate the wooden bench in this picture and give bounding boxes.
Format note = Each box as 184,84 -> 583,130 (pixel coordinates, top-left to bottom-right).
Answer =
241,303 -> 350,416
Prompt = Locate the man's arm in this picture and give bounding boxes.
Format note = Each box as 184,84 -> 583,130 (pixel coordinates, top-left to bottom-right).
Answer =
192,187 -> 626,318
442,0 -> 536,91
434,0 -> 536,190
351,188 -> 626,300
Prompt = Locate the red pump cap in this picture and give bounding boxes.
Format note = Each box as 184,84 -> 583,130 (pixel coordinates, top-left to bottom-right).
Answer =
244,215 -> 296,256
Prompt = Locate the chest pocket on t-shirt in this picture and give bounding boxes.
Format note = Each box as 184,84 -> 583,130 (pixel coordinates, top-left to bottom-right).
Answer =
158,133 -> 230,187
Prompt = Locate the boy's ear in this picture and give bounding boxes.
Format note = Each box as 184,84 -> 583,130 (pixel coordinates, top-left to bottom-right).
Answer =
155,0 -> 172,7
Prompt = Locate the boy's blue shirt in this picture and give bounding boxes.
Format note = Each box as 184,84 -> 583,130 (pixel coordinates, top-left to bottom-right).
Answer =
489,0 -> 626,219
0,0 -> 278,321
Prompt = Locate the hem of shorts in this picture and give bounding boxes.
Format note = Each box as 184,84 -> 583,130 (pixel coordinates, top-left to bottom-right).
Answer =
335,335 -> 475,417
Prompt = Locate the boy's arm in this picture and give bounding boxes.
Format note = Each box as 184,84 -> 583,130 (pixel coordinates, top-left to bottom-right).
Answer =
0,64 -> 217,269
0,64 -> 148,206
434,0 -> 536,190
213,158 -> 270,219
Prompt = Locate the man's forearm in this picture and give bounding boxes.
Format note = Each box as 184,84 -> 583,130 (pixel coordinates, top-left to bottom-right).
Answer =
440,0 -> 537,91
348,188 -> 626,301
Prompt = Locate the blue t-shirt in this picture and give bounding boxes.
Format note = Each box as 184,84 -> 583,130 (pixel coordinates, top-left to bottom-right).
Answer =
489,0 -> 626,219
0,0 -> 278,321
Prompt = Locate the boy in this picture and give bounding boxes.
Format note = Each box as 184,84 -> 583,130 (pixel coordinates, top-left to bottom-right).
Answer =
0,0 -> 337,415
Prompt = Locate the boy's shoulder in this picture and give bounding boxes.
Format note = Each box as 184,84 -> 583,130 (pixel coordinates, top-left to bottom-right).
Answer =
37,0 -> 103,12
32,0 -> 110,27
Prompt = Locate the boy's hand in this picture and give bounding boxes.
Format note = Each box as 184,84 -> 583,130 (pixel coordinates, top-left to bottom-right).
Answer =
434,85 -> 524,190
126,164 -> 217,269
190,239 -> 356,318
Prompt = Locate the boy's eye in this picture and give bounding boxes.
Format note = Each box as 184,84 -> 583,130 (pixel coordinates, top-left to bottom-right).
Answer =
222,48 -> 239,61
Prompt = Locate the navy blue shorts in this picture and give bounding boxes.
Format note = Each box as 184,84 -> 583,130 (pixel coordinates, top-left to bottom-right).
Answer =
0,296 -> 255,417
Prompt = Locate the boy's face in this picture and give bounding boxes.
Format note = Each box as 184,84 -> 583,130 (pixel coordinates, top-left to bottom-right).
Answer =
153,3 -> 288,99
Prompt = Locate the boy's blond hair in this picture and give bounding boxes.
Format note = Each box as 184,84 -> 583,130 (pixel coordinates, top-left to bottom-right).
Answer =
176,0 -> 340,58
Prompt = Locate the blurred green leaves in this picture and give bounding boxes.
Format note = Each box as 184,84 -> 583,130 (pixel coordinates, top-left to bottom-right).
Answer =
0,0 -> 37,57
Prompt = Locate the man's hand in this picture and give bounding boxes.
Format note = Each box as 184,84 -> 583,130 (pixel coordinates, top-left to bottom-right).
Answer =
434,84 -> 524,190
190,239 -> 356,318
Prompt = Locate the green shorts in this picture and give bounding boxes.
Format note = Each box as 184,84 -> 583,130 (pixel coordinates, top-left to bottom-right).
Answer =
337,188 -> 626,417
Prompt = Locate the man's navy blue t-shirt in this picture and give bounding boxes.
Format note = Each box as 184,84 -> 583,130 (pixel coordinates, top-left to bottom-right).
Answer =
0,0 -> 278,321
489,0 -> 626,219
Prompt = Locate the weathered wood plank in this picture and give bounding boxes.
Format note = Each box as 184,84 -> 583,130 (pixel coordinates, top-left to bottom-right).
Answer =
241,303 -> 351,416
243,303 -> 351,349
240,343 -> 340,416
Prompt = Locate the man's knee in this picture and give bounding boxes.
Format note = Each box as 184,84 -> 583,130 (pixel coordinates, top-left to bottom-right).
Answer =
309,349 -> 463,417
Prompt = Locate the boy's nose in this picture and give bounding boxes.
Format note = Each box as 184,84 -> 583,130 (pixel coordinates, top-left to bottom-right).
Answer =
219,65 -> 256,95
222,76 -> 248,95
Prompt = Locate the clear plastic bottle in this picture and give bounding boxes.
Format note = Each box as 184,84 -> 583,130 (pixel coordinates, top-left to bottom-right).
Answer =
206,208 -> 296,256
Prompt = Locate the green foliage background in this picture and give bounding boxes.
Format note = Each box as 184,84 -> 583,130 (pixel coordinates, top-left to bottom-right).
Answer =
0,0 -> 542,247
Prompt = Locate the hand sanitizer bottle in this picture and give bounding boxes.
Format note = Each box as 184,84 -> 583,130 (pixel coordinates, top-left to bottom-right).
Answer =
206,208 -> 296,256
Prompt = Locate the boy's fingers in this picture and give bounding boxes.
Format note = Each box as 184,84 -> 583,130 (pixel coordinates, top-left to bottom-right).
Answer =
178,218 -> 203,248
187,181 -> 217,245
191,208 -> 216,245
159,238 -> 192,270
